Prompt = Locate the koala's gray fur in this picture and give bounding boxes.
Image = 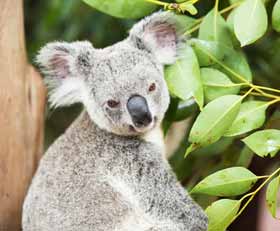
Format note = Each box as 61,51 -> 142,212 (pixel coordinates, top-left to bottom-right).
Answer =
22,11 -> 208,231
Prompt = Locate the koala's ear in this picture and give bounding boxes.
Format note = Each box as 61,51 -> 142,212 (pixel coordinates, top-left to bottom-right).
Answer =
129,11 -> 184,65
36,41 -> 93,108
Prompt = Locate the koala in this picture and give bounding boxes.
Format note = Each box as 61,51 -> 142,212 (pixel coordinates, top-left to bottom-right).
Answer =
22,11 -> 208,231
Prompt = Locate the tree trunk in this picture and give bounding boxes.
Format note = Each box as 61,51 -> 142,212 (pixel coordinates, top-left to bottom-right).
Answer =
0,0 -> 45,230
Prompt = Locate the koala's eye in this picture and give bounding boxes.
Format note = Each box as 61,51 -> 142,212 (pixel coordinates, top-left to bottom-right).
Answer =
107,100 -> 120,108
148,83 -> 156,92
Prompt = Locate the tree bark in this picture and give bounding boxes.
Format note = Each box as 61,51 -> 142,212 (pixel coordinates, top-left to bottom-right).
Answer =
0,0 -> 45,230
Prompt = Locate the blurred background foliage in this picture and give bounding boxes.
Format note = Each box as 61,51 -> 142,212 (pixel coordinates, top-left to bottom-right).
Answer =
24,1 -> 280,230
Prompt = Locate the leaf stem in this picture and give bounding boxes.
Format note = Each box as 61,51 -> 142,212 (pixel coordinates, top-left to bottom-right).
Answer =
257,175 -> 270,179
195,46 -> 249,84
194,46 -> 280,101
266,98 -> 280,106
230,167 -> 280,224
145,0 -> 201,13
184,143 -> 198,158
255,85 -> 280,95
239,91 -> 263,98
219,1 -> 242,14
205,83 -> 247,88
214,0 -> 220,41
242,88 -> 254,99
253,87 -> 280,100
184,23 -> 201,35
184,1 -> 242,35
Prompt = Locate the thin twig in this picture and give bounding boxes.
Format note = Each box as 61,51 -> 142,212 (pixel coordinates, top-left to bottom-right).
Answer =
230,167 -> 280,224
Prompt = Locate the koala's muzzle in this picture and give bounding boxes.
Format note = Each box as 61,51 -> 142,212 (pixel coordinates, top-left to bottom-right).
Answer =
127,95 -> 152,128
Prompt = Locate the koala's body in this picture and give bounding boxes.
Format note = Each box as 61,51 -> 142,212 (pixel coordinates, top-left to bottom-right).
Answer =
22,12 -> 208,231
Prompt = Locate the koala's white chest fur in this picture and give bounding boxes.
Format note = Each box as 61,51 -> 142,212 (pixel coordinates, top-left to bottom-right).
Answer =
106,175 -> 154,231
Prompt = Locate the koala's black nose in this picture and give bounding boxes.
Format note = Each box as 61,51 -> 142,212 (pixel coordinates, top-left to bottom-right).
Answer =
127,95 -> 152,128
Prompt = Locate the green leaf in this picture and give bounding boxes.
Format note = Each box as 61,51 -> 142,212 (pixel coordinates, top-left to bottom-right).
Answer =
174,99 -> 198,121
266,176 -> 280,218
189,39 -> 226,66
272,0 -> 280,32
227,9 -> 236,32
221,49 -> 252,83
180,2 -> 198,15
191,167 -> 258,196
165,45 -> 204,110
236,146 -> 254,168
186,95 -> 242,154
242,129 -> 280,157
192,137 -> 234,157
201,68 -> 240,102
234,0 -> 268,46
175,0 -> 198,15
189,39 -> 252,82
206,199 -> 241,231
229,0 -> 244,4
162,97 -> 179,135
82,0 -> 156,19
199,9 -> 233,47
226,9 -> 242,48
176,15 -> 198,31
225,100 -> 268,137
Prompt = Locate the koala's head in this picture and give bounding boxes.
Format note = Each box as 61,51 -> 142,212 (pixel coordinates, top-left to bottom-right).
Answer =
37,12 -> 184,136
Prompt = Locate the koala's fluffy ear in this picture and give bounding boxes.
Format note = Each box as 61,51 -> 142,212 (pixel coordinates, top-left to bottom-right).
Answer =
36,41 -> 93,108
129,11 -> 184,65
